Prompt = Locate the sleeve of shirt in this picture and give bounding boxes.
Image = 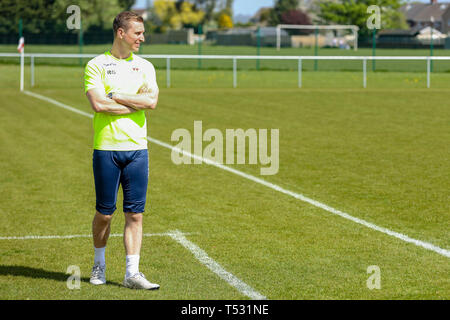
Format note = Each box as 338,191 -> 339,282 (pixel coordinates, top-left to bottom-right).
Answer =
84,59 -> 105,93
143,62 -> 159,98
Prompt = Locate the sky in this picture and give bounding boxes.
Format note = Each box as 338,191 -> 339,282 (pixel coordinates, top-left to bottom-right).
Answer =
132,0 -> 433,17
132,0 -> 275,17
232,0 -> 274,16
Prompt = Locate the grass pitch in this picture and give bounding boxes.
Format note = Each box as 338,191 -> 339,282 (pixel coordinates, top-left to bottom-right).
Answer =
0,63 -> 449,300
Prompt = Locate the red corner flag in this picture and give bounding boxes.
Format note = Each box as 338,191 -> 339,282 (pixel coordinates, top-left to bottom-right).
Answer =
17,37 -> 24,53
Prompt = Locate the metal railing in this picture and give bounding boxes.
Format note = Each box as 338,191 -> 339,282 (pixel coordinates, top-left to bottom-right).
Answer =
1,53 -> 449,89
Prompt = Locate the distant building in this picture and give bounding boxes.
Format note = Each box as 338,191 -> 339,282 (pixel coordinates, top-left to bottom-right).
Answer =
377,24 -> 446,48
377,28 -> 422,48
215,27 -> 291,47
400,0 -> 450,34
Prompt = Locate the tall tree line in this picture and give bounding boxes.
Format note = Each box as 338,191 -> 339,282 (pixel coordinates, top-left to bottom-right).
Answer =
0,0 -> 132,37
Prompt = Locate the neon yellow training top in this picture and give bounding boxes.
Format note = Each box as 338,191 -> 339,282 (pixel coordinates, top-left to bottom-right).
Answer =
84,51 -> 158,151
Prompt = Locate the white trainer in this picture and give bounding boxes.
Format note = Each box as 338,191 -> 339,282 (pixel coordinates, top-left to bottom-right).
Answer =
90,264 -> 106,285
123,272 -> 160,290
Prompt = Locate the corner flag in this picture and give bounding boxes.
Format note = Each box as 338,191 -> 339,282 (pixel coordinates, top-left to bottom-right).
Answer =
17,36 -> 24,53
18,36 -> 24,91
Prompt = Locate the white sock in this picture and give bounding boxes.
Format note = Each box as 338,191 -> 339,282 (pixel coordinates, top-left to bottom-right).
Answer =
126,255 -> 140,278
94,246 -> 106,267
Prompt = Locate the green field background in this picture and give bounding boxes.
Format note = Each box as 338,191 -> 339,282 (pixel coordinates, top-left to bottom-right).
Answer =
0,61 -> 448,300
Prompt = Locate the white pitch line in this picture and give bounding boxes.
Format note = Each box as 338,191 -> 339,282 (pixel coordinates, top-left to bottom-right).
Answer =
0,232 -> 180,240
23,90 -> 93,118
22,90 -> 450,259
0,229 -> 265,299
167,230 -> 267,300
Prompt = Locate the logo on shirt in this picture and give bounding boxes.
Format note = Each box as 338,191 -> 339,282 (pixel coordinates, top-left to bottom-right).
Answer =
106,69 -> 116,75
132,67 -> 140,72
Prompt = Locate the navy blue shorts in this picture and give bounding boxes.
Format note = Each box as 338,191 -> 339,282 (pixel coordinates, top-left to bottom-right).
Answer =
93,150 -> 149,215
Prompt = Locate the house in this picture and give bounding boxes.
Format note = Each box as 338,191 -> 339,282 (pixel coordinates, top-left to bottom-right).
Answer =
377,24 -> 446,48
377,27 -> 423,48
215,27 -> 291,47
400,0 -> 450,34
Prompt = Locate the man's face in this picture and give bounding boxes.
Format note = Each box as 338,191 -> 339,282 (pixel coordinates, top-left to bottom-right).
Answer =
120,20 -> 145,52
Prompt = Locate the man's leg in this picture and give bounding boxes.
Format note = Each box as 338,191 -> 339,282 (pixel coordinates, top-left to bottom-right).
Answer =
122,211 -> 158,289
91,150 -> 121,285
90,211 -> 113,285
93,211 -> 113,249
124,212 -> 143,277
120,150 -> 159,289
121,149 -> 148,274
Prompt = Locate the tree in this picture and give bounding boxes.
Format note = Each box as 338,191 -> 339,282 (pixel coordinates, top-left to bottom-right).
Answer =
281,9 -> 311,25
118,0 -> 136,11
0,0 -> 57,34
270,0 -> 299,25
152,0 -> 204,31
176,0 -> 205,29
152,0 -> 177,32
193,0 -> 217,22
318,0 -> 407,37
193,0 -> 233,24
258,7 -> 273,25
218,12 -> 233,29
224,0 -> 233,16
52,0 -> 123,32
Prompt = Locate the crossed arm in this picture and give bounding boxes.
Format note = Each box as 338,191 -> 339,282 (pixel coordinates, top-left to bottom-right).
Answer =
86,85 -> 159,115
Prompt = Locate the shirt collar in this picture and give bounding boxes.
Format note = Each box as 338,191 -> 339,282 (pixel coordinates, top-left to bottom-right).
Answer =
105,50 -> 133,62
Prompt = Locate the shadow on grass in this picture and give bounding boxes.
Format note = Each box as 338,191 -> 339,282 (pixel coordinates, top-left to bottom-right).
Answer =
0,265 -> 122,288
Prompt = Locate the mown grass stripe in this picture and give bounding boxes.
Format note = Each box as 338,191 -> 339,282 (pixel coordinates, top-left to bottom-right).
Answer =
23,90 -> 450,260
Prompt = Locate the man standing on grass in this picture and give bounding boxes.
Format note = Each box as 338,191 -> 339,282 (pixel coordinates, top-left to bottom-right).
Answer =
84,11 -> 159,290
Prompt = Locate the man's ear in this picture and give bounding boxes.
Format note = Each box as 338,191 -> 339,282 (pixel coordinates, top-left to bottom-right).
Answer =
117,28 -> 125,39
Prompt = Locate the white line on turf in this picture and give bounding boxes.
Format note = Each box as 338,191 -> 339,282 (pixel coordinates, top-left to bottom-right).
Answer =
23,90 -> 93,118
22,90 -> 450,259
0,229 -> 264,299
167,230 -> 267,300
0,232 -> 187,240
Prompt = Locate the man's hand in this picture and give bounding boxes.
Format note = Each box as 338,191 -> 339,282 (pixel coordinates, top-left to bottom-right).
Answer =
112,85 -> 158,111
138,84 -> 151,94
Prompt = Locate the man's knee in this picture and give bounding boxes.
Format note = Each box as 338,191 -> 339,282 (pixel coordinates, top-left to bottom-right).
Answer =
94,211 -> 113,224
124,212 -> 143,225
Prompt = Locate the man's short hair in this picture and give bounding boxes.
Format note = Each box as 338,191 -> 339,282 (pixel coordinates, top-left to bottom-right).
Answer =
113,11 -> 144,36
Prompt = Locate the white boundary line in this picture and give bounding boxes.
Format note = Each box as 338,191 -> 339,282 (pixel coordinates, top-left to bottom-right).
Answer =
0,232 -> 178,240
167,230 -> 267,300
0,228 -> 265,299
21,90 -> 450,259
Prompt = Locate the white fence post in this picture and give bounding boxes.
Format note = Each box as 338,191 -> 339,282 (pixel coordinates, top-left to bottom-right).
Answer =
298,58 -> 302,88
233,57 -> 237,88
363,58 -> 367,88
31,55 -> 35,87
166,57 -> 171,88
276,26 -> 281,51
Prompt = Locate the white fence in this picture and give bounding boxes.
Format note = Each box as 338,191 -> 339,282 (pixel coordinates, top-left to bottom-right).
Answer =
1,53 -> 449,89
